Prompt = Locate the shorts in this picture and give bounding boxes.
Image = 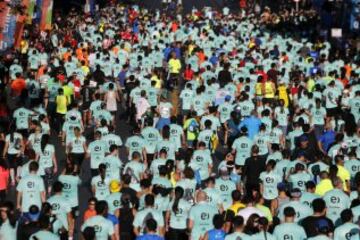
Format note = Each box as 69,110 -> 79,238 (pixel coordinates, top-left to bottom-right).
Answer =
7,154 -> 20,169
71,206 -> 79,218
17,129 -> 29,139
42,167 -> 54,187
71,153 -> 85,166
156,117 -> 170,130
327,107 -> 340,117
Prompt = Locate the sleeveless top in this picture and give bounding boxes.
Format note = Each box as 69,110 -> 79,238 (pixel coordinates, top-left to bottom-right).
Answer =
264,82 -> 275,98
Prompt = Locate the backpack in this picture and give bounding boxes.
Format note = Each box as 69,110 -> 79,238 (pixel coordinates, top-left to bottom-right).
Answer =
188,119 -> 199,133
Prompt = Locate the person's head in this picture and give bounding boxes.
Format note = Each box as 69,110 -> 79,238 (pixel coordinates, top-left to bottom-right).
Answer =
183,167 -> 194,179
340,209 -> 353,223
206,177 -> 216,188
87,197 -> 97,211
283,206 -> 296,222
0,201 -> 15,225
312,198 -> 326,215
213,214 -> 224,230
132,151 -> 141,161
204,119 -> 212,129
196,190 -> 207,203
95,200 -> 108,216
231,190 -> 242,203
333,177 -> 343,189
257,217 -> 269,232
74,126 -> 81,137
52,181 -> 63,194
335,155 -> 345,166
82,227 -> 96,240
145,194 -> 155,208
145,218 -> 157,233
305,181 -> 316,193
29,161 -> 39,173
232,216 -> 245,231
266,160 -> 276,172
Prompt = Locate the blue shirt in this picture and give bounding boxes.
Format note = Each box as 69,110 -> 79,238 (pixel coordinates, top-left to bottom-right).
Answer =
239,116 -> 262,140
136,234 -> 164,240
106,213 -> 119,226
118,70 -> 127,87
319,130 -> 335,152
208,229 -> 226,240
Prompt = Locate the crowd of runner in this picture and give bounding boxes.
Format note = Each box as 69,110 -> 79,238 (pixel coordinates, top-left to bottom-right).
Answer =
0,1 -> 360,240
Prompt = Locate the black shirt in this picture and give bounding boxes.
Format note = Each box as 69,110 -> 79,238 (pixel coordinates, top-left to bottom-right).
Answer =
243,155 -> 266,184
300,215 -> 334,237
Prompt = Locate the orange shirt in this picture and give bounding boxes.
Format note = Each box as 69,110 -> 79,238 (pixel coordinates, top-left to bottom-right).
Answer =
83,209 -> 96,221
11,78 -> 26,95
36,65 -> 46,79
197,51 -> 205,65
63,52 -> 71,62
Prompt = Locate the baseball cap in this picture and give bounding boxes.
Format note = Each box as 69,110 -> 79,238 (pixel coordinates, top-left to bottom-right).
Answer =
109,180 -> 121,193
225,95 -> 231,101
316,219 -> 330,233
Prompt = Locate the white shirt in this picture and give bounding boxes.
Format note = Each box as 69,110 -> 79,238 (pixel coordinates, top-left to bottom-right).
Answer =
237,206 -> 265,222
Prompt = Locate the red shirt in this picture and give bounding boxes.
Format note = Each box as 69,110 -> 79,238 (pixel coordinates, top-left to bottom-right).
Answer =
184,69 -> 194,81
0,167 -> 9,191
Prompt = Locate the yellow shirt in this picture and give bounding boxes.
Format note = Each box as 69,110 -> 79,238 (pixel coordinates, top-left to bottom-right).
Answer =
315,179 -> 333,196
151,75 -> 162,89
264,82 -> 275,98
81,65 -> 90,76
228,202 -> 246,215
337,165 -> 350,192
62,85 -> 74,105
256,204 -> 273,222
168,59 -> 181,74
255,83 -> 263,96
56,95 -> 67,114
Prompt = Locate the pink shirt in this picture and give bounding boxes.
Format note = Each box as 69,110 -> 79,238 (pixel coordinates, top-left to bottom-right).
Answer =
136,97 -> 150,120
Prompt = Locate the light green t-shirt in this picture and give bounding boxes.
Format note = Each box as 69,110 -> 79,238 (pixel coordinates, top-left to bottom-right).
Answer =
30,230 -> 59,240
81,216 -> 114,240
190,149 -> 212,180
58,174 -> 81,208
168,199 -> 192,229
38,144 -> 55,169
91,175 -> 111,201
141,127 -> 162,154
215,178 -> 237,209
106,192 -> 122,215
189,202 -> 218,240
273,222 -> 307,240
16,174 -> 45,212
259,171 -> 282,200
133,208 -> 164,235
13,107 -> 33,129
103,155 -> 122,180
0,220 -> 16,240
232,136 -> 253,166
88,140 -> 107,169
47,195 -> 72,230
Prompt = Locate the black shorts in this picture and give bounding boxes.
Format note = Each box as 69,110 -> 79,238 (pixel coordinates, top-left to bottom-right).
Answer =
17,129 -> 29,139
7,154 -> 19,169
42,167 -> 54,187
71,206 -> 79,218
70,153 -> 85,166
326,107 -> 340,117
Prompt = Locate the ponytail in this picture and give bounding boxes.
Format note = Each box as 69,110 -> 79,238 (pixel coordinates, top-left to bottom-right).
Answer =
172,187 -> 184,213
41,134 -> 50,154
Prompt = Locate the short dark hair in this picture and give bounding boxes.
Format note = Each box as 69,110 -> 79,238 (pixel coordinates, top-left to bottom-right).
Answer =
145,194 -> 155,207
283,207 -> 296,217
340,209 -> 353,223
145,218 -> 157,232
213,214 -> 224,229
232,216 -> 244,228
52,181 -> 63,193
231,190 -> 242,201
312,198 -> 326,213
95,200 -> 108,215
